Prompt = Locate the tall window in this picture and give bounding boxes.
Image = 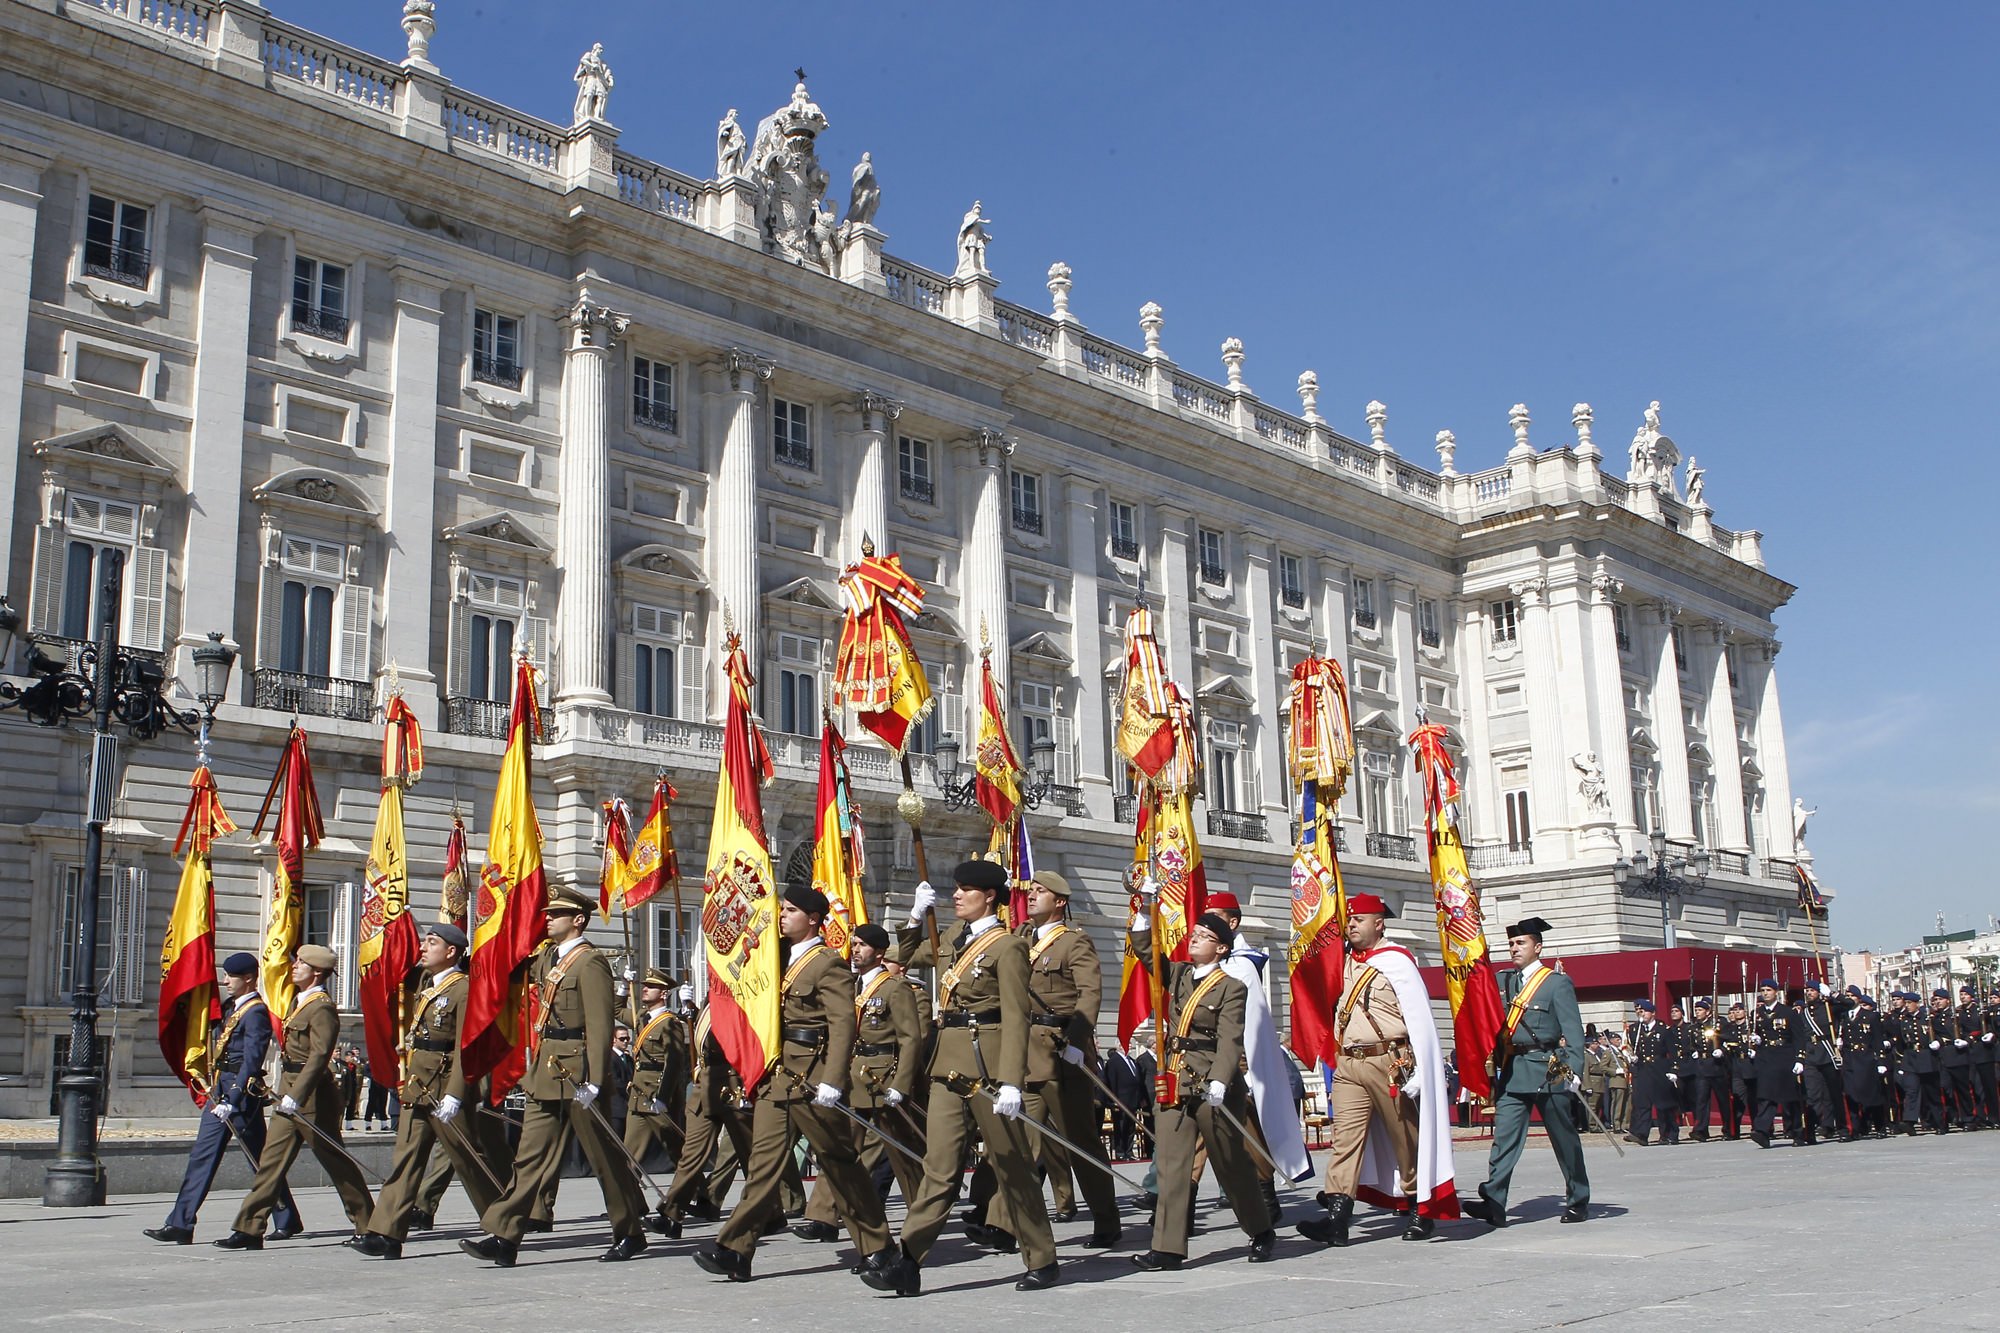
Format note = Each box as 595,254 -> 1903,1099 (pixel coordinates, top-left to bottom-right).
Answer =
1742,790 -> 1760,855
1489,598 -> 1519,645
1672,624 -> 1688,672
897,435 -> 933,502
83,193 -> 151,287
773,398 -> 812,468
1502,774 -> 1531,853
1197,528 -> 1225,585
1016,681 -> 1054,763
471,308 -> 522,387
276,537 -> 344,678
466,573 -> 524,701
1110,501 -> 1139,560
1209,719 -> 1245,812
775,632 -> 820,735
290,256 -> 349,339
1690,769 -> 1718,847
651,902 -> 696,982
633,356 -> 676,431
58,493 -> 140,642
1010,470 -> 1043,534
1631,764 -> 1656,834
1279,553 -> 1306,608
1351,575 -> 1377,629
1418,597 -> 1441,647
1363,749 -> 1405,836
57,864 -> 146,1005
632,605 -> 680,717
1613,603 -> 1632,653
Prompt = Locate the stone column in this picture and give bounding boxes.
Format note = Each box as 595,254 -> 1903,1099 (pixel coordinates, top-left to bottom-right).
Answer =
1513,576 -> 1573,860
554,294 -> 628,705
1649,601 -> 1695,842
707,348 -> 774,674
176,202 -> 264,681
847,392 -> 899,561
1703,625 -> 1749,852
1750,641 -> 1794,859
1319,560 -> 1357,832
0,141 -> 50,607
379,262 -> 449,726
962,429 -> 1012,692
1583,568 -> 1636,846
1455,598 -> 1499,844
1064,475 -> 1110,816
1550,573 -> 1616,853
1244,535 -> 1285,823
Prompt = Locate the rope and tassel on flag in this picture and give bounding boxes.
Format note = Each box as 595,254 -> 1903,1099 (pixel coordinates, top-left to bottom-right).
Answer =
252,724 -> 323,1027
701,626 -> 780,1091
811,723 -> 868,956
833,544 -> 935,756
1286,653 -> 1354,1069
160,764 -> 236,1102
440,814 -> 469,930
359,698 -> 424,1087
1408,717 -> 1505,1099
1115,787 -> 1208,1045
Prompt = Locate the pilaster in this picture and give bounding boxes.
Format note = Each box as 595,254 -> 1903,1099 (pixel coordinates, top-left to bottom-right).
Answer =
706,347 -> 773,682
0,140 -> 52,611
1703,622 -> 1749,852
378,262 -> 448,726
1064,475 -> 1110,817
1513,575 -> 1573,860
1244,535 -> 1285,823
962,428 -> 1012,693
845,391 -> 899,561
1649,601 -> 1695,842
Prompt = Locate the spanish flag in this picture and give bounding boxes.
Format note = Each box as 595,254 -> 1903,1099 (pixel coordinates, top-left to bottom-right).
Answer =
1113,605 -> 1175,781
160,764 -> 234,1102
463,657 -> 549,1096
810,725 -> 867,957
608,777 -> 681,914
359,698 -> 423,1087
1286,654 -> 1354,1068
972,650 -> 1022,827
600,796 -> 633,916
252,725 -> 323,1027
1409,719 -> 1505,1099
833,548 -> 934,756
1115,788 -> 1208,1044
701,630 -> 779,1090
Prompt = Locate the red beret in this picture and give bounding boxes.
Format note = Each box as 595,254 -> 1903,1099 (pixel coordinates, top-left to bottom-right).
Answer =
1347,892 -> 1395,918
1205,892 -> 1242,913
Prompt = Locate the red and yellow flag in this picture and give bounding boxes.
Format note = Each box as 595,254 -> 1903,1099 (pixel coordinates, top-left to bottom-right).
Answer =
440,814 -> 469,930
463,657 -> 549,1097
605,778 -> 681,915
702,630 -> 779,1090
1115,788 -> 1208,1045
972,650 -> 1023,827
810,725 -> 868,956
359,699 -> 424,1087
1113,605 -> 1177,783
833,548 -> 934,755
160,764 -> 235,1102
252,724 -> 323,1026
600,796 -> 634,917
1409,719 -> 1505,1098
1287,655 -> 1354,1069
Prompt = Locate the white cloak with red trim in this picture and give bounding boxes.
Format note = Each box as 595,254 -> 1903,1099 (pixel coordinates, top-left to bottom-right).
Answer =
1346,943 -> 1460,1219
1222,951 -> 1312,1180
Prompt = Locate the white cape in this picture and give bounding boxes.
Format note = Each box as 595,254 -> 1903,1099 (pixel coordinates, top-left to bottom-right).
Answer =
1223,951 -> 1313,1180
1347,944 -> 1459,1218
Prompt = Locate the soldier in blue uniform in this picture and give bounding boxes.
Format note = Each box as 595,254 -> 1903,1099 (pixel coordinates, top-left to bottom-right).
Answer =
1748,979 -> 1803,1148
144,951 -> 303,1243
1626,1000 -> 1679,1145
1464,918 -> 1589,1228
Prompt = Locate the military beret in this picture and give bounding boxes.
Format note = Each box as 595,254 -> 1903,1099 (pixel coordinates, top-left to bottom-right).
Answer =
1506,916 -> 1552,941
1846,985 -> 1865,997
1857,992 -> 1877,1006
1933,988 -> 1951,1000
1634,999 -> 1655,1012
1693,998 -> 1713,1010
544,884 -> 595,916
1802,978 -> 1822,992
1758,977 -> 1780,990
1194,911 -> 1236,951
1029,869 -> 1073,899
296,943 -> 338,972
784,882 -> 830,918
641,967 -> 675,989
851,922 -> 891,951
1962,985 -> 1977,995
1204,891 -> 1242,914
952,858 -> 1009,892
1347,892 -> 1395,918
221,951 -> 259,977
425,922 -> 468,951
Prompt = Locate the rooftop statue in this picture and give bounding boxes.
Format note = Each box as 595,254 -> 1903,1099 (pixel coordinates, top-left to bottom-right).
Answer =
847,152 -> 880,229
572,43 -> 613,124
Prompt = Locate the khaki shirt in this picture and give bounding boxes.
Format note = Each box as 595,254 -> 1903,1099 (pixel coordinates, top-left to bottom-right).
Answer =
400,970 -> 471,1107
769,941 -> 857,1104
1019,921 -> 1103,1086
525,940 -> 616,1100
893,920 -> 1032,1090
851,966 -> 923,1109
1336,962 -> 1408,1046
277,990 -> 341,1109
629,1006 -> 688,1106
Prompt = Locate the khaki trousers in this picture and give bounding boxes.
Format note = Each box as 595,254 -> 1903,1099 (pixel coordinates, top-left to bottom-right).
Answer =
233,1097 -> 373,1235
624,1105 -> 682,1172
900,1084 -> 1055,1270
1320,1051 -> 1418,1201
664,1096 -> 753,1220
803,1103 -> 927,1222
366,1105 -> 498,1241
718,1095 -> 890,1259
985,1071 -> 1118,1232
480,1095 -> 643,1243
1149,1085 -> 1270,1257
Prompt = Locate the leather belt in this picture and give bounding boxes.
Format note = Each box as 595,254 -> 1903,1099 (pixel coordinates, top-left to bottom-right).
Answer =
1342,1040 -> 1410,1058
216,1058 -> 242,1072
855,1041 -> 899,1057
636,1060 -> 668,1073
410,1036 -> 455,1053
1169,1035 -> 1218,1053
1029,1014 -> 1069,1029
1510,1039 -> 1557,1053
280,1060 -> 305,1072
781,1025 -> 827,1045
542,1024 -> 586,1040
939,1009 -> 1004,1028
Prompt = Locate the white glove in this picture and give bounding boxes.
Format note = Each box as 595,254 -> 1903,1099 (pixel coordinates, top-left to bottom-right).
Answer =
992,1084 -> 1023,1119
1132,909 -> 1152,931
1930,1041 -> 1942,1051
1400,1078 -> 1422,1101
1205,1080 -> 1227,1108
1712,1049 -> 1724,1059
279,1095 -> 299,1115
1747,1034 -> 1762,1046
1665,1072 -> 1678,1084
677,983 -> 695,1006
1791,1062 -> 1804,1075
1061,1045 -> 1087,1067
208,1101 -> 234,1123
573,1082 -> 599,1109
1565,1075 -> 1582,1094
1984,1033 -> 1994,1044
648,1098 -> 668,1116
884,1088 -> 904,1107
813,1083 -> 842,1108
433,1094 -> 461,1124
907,881 -> 936,926
1877,1065 -> 1888,1075
1955,1039 -> 1969,1048
1139,876 -> 1161,900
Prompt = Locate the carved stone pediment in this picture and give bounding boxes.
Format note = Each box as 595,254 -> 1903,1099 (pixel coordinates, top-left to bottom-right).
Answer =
1351,706 -> 1401,736
1196,674 -> 1256,706
765,575 -> 840,611
442,509 -> 553,555
620,543 -> 705,585
1011,630 -> 1073,669
253,468 -> 380,517
33,424 -> 176,480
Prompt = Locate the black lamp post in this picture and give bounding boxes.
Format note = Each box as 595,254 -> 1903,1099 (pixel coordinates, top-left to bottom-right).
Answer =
928,732 -> 1059,812
1613,830 -> 1711,950
1,555 -> 236,1206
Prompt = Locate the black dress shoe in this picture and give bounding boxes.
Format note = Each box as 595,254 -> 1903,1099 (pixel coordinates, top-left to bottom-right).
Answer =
1560,1204 -> 1588,1224
860,1251 -> 922,1296
760,1213 -> 788,1237
1298,1192 -> 1354,1246
1402,1215 -> 1436,1241
851,1248 -> 893,1276
964,1222 -> 1018,1253
1129,1249 -> 1184,1271
266,1226 -> 302,1241
1750,1132 -> 1771,1149
601,1233 -> 650,1263
687,1196 -> 723,1222
212,1231 -> 262,1251
1015,1262 -> 1061,1290
1248,1229 -> 1278,1262
644,1210 -> 682,1238
523,1217 -> 554,1234
1086,1223 -> 1122,1247
373,1238 -> 405,1259
407,1210 -> 434,1232
144,1226 -> 193,1245
1461,1195 -> 1507,1229
350,1234 -> 384,1256
460,1235 -> 518,1267
792,1219 -> 841,1242
1052,1206 -> 1078,1223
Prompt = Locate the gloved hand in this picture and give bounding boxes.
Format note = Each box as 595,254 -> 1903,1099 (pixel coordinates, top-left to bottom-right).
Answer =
1565,1076 -> 1582,1094
1712,1049 -> 1724,1059
1791,1062 -> 1804,1075
1955,1039 -> 1969,1048
813,1083 -> 842,1108
1205,1080 -> 1227,1108
1665,1072 -> 1678,1084
677,983 -> 695,1007
208,1101 -> 234,1123
906,881 -> 936,926
1930,1041 -> 1942,1051
1061,1045 -> 1087,1068
1400,1078 -> 1422,1101
1139,877 -> 1161,900
992,1084 -> 1023,1119
573,1082 -> 599,1110
884,1088 -> 904,1107
647,1098 -> 667,1116
1876,1065 -> 1888,1075
1985,1033 -> 1995,1044
1747,1034 -> 1762,1046
279,1095 -> 299,1115
433,1094 -> 461,1124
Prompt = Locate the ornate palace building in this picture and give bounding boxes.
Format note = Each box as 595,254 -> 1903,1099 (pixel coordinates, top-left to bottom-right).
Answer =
0,1 -> 1814,1112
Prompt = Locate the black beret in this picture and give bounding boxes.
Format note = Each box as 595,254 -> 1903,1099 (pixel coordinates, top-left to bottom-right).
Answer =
851,923 -> 890,951
222,952 -> 258,977
425,922 -> 468,951
784,883 -> 830,918
1194,911 -> 1236,951
953,858 -> 1009,892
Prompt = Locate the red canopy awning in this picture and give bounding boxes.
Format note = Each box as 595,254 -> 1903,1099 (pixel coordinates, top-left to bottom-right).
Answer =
1418,946 -> 1832,1008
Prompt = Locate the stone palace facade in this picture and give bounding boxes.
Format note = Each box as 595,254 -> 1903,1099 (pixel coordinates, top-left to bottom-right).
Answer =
0,0 -> 1812,1112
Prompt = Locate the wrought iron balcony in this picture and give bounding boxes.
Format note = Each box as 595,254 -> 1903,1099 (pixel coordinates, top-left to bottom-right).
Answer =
444,695 -> 533,740
1365,831 -> 1419,862
1419,627 -> 1441,649
1111,535 -> 1140,561
1207,809 -> 1268,842
1352,608 -> 1378,631
290,303 -> 351,341
1047,784 -> 1087,817
1763,857 -> 1798,882
1280,584 -> 1307,609
251,668 -> 373,722
775,437 -> 814,470
471,353 -> 523,389
1197,559 -> 1226,586
1114,792 -> 1139,824
1709,848 -> 1751,875
900,473 -> 934,503
1287,818 -> 1350,853
1011,504 -> 1044,535
634,402 -> 678,433
1467,844 -> 1534,870
83,244 -> 150,288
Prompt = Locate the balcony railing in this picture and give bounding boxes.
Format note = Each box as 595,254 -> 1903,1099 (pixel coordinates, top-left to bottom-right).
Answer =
775,437 -> 814,471
1280,585 -> 1306,609
252,668 -> 373,722
444,695 -> 544,740
1114,792 -> 1139,824
899,473 -> 933,504
1763,857 -> 1798,882
1365,831 -> 1419,862
83,244 -> 151,288
1419,627 -> 1441,649
1709,848 -> 1751,876
289,303 -> 351,341
1011,504 -> 1043,535
29,635 -> 167,675
471,353 -> 523,389
1468,844 -> 1534,870
1047,784 -> 1087,817
1198,559 -> 1226,586
1111,535 -> 1140,561
1207,809 -> 1268,842
1287,818 -> 1350,854
634,402 -> 678,433
1352,608 -> 1378,630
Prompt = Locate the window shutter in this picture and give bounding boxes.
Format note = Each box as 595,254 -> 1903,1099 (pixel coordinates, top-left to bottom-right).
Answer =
127,544 -> 169,652
446,603 -> 472,696
336,586 -> 374,682
678,643 -> 705,722
29,525 -> 65,635
615,632 -> 636,712
1053,714 -> 1077,786
112,865 -> 147,1005
523,617 -> 551,704
330,881 -> 356,1009
1245,752 -> 1262,813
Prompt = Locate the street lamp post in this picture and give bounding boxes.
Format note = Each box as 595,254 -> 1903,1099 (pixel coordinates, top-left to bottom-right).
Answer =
927,732 -> 1060,813
0,556 -> 236,1206
1612,829 -> 1711,949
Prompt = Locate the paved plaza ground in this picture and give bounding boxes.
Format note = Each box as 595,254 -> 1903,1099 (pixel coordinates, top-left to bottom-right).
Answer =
1,1132 -> 1996,1330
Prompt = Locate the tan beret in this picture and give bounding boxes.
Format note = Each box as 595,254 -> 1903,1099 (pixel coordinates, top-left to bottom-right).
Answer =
296,943 -> 338,971
1029,870 -> 1072,899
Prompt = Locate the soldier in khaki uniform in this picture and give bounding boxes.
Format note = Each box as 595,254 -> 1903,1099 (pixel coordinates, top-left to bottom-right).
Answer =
461,885 -> 648,1266
1604,1031 -> 1633,1128
796,921 -> 926,1240
216,945 -> 375,1249
356,923 -> 498,1257
864,860 -> 1060,1297
694,884 -> 893,1281
656,1002 -> 756,1235
1127,908 -> 1275,1270
624,967 -> 688,1175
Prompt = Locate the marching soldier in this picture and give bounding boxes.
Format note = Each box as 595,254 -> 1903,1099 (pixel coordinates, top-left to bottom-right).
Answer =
145,951 -> 303,1244
215,946 -> 374,1249
1581,1034 -> 1610,1125
356,923 -> 496,1257
461,885 -> 648,1266
1921,989 -> 1955,1131
1748,978 -> 1804,1148
1603,1030 -> 1632,1129
1687,999 -> 1736,1142
655,1000 -> 755,1235
1129,907 -> 1276,1267
1794,979 -> 1846,1142
863,860 -> 1061,1296
624,968 -> 689,1177
1840,987 -> 1891,1138
1885,991 -> 1926,1134
1975,987 -> 2000,1128
1948,985 -> 1985,1129
1626,1000 -> 1679,1146
1666,1003 -> 1699,1134
1726,1002 -> 1758,1136
1465,917 -> 1589,1228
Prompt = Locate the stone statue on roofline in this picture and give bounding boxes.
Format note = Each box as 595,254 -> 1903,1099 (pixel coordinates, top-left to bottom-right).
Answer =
956,200 -> 992,277
847,152 -> 880,229
1684,455 -> 1706,508
717,108 -> 747,178
748,75 -> 832,270
572,43 -> 613,124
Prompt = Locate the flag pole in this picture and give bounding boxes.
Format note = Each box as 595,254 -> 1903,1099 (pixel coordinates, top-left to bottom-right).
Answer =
1145,783 -> 1172,1105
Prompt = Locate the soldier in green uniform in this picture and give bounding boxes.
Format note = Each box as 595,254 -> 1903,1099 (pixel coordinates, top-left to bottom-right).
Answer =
461,885 -> 648,1266
623,967 -> 688,1176
863,860 -> 1060,1297
215,945 -> 375,1249
356,923 -> 497,1257
655,1000 -> 753,1235
1464,918 -> 1590,1228
694,884 -> 892,1281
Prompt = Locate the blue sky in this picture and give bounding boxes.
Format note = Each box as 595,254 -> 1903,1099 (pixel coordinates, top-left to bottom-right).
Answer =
304,2 -> 1995,950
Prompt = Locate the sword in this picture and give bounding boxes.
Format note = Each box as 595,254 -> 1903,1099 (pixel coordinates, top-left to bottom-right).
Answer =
779,1067 -> 927,1171
973,1086 -> 1150,1193
1199,1095 -> 1306,1186
552,1068 -> 674,1212
1060,1050 -> 1157,1148
473,1101 -> 525,1129
275,1106 -> 388,1188
1546,1054 -> 1626,1157
414,1094 -> 507,1198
